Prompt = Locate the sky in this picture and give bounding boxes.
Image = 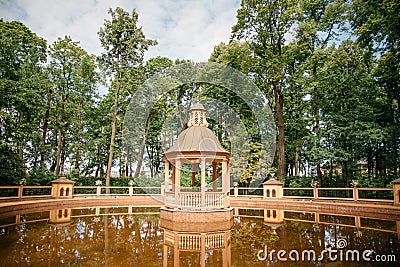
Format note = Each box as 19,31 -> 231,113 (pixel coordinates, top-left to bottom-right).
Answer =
0,0 -> 241,62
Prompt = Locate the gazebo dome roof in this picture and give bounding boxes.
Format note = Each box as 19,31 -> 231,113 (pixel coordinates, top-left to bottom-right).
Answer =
190,102 -> 206,111
165,102 -> 230,159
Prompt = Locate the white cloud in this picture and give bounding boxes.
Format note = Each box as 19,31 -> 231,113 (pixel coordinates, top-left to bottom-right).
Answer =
0,0 -> 240,62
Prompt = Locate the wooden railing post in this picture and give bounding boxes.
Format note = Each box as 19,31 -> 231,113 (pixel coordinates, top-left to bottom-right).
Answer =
18,185 -> 23,199
96,186 -> 101,196
234,185 -> 238,197
129,186 -> 133,196
353,187 -> 359,201
391,178 -> 400,205
313,187 -> 318,199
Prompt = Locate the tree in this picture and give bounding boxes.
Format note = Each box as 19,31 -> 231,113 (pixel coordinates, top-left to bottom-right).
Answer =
208,41 -> 266,184
142,57 -> 173,177
295,0 -> 348,183
98,7 -> 157,186
0,143 -> 26,185
319,40 -> 383,186
349,0 -> 400,179
232,0 -> 299,180
0,20 -> 47,171
48,36 -> 97,175
69,54 -> 99,174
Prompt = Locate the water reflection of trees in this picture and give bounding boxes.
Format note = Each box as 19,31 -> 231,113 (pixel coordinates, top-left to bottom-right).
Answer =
231,215 -> 400,267
231,217 -> 279,266
1,211 -> 400,266
0,212 -> 163,266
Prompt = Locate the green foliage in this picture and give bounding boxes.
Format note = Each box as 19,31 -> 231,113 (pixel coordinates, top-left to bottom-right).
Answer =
232,0 -> 302,180
0,143 -> 26,185
0,20 -> 48,172
358,176 -> 386,188
349,0 -> 400,52
98,7 -> 157,76
0,3 -> 398,190
97,7 -> 157,185
27,166 -> 57,186
285,176 -> 313,188
48,36 -> 99,176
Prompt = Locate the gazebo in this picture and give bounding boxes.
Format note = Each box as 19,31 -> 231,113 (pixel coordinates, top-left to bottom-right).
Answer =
160,102 -> 233,223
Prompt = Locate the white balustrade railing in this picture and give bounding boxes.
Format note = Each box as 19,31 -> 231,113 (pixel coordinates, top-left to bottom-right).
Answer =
164,191 -> 228,210
0,185 -> 394,204
179,234 -> 202,250
205,192 -> 227,208
178,232 -> 227,250
205,233 -> 225,249
180,192 -> 201,207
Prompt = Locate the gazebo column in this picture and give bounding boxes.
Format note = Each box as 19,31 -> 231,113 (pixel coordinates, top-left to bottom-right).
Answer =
222,159 -> 230,207
223,232 -> 231,267
191,162 -> 197,186
222,159 -> 230,193
173,233 -> 179,267
172,165 -> 176,191
200,233 -> 206,267
164,160 -> 170,192
212,162 -> 217,191
163,244 -> 168,267
174,160 -> 181,207
201,158 -> 206,208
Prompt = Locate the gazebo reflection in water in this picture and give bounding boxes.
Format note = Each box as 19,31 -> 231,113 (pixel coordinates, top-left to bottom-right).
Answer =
161,218 -> 232,267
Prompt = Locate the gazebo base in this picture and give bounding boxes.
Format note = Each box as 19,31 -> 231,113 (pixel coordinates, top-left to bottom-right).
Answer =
160,207 -> 233,232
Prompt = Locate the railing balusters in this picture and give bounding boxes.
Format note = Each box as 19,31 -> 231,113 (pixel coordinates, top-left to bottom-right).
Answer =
0,186 -> 395,203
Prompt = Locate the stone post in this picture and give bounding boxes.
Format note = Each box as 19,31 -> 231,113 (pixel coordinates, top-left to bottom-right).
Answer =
313,186 -> 318,199
233,183 -> 239,197
397,221 -> 400,241
49,208 -> 71,226
129,186 -> 133,196
95,180 -> 102,196
353,187 -> 359,201
18,185 -> 23,199
51,175 -> 74,199
263,178 -> 283,199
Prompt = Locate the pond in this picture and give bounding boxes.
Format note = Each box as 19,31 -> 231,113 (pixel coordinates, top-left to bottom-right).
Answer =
0,206 -> 399,266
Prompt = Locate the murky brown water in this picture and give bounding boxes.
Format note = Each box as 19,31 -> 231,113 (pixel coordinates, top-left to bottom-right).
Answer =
0,207 -> 399,266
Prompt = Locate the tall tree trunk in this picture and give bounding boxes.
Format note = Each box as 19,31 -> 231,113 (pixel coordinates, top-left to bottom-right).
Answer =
60,135 -> 66,174
41,89 -> 52,165
294,129 -> 299,176
134,110 -> 156,178
134,132 -> 146,179
106,78 -> 121,189
54,128 -> 62,175
74,103 -> 83,170
294,89 -> 301,176
17,111 -> 24,159
274,82 -> 285,180
314,89 -> 322,185
75,131 -> 81,170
